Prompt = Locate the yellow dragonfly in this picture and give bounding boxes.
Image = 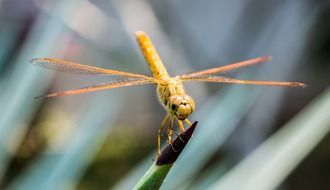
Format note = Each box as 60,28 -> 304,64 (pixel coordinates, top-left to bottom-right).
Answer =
30,31 -> 305,155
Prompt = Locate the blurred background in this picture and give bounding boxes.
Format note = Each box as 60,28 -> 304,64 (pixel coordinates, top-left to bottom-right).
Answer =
0,0 -> 329,190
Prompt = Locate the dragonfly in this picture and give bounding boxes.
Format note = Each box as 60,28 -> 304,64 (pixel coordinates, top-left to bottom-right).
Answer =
30,31 -> 305,155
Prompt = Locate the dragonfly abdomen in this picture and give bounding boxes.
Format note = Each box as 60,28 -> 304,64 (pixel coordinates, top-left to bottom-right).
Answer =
136,31 -> 169,79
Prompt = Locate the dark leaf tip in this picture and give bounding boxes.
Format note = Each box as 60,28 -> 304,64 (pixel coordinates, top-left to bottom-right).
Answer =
156,121 -> 198,165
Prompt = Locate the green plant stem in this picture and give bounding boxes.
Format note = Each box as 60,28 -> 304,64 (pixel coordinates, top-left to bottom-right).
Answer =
133,121 -> 198,190
134,164 -> 172,190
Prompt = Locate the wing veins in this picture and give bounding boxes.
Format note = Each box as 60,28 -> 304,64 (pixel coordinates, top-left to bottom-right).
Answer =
177,56 -> 272,78
35,78 -> 156,99
181,75 -> 306,87
30,57 -> 153,79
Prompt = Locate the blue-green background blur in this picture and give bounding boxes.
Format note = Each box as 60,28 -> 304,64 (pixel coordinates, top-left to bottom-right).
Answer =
0,0 -> 329,190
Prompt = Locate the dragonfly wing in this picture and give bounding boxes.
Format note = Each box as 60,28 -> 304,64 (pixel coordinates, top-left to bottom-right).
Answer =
176,56 -> 272,78
180,75 -> 306,87
35,78 -> 156,99
30,57 -> 152,79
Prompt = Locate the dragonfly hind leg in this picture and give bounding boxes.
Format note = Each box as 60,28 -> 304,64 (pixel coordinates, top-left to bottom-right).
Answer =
158,114 -> 169,155
158,115 -> 190,155
167,116 -> 178,152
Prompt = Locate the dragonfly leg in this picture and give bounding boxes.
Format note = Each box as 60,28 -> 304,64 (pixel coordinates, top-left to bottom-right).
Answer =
176,118 -> 186,143
167,116 -> 174,144
168,116 -> 178,152
177,119 -> 185,133
158,114 -> 169,155
184,119 -> 192,127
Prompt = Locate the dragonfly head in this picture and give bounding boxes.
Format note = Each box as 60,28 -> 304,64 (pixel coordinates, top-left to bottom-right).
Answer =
168,95 -> 195,120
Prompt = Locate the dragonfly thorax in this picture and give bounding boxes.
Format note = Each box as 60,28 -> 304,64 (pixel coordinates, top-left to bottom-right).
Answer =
168,95 -> 195,120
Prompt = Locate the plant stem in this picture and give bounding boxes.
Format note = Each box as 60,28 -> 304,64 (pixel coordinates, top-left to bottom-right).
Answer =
133,121 -> 198,190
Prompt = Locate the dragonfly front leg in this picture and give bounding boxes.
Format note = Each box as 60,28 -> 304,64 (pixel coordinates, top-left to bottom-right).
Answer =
184,119 -> 192,127
158,114 -> 169,155
177,119 -> 185,133
176,118 -> 186,143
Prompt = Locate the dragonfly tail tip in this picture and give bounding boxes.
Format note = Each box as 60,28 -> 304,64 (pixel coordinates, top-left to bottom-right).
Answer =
135,31 -> 148,37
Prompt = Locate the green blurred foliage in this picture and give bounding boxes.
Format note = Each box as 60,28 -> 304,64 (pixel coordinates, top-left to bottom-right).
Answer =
0,0 -> 329,190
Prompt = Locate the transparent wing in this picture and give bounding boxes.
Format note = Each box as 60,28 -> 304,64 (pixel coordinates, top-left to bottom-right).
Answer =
30,57 -> 153,79
180,75 -> 306,87
177,56 -> 272,78
35,78 -> 156,99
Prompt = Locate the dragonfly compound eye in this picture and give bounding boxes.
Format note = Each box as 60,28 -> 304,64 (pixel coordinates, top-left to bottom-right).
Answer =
171,104 -> 177,111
